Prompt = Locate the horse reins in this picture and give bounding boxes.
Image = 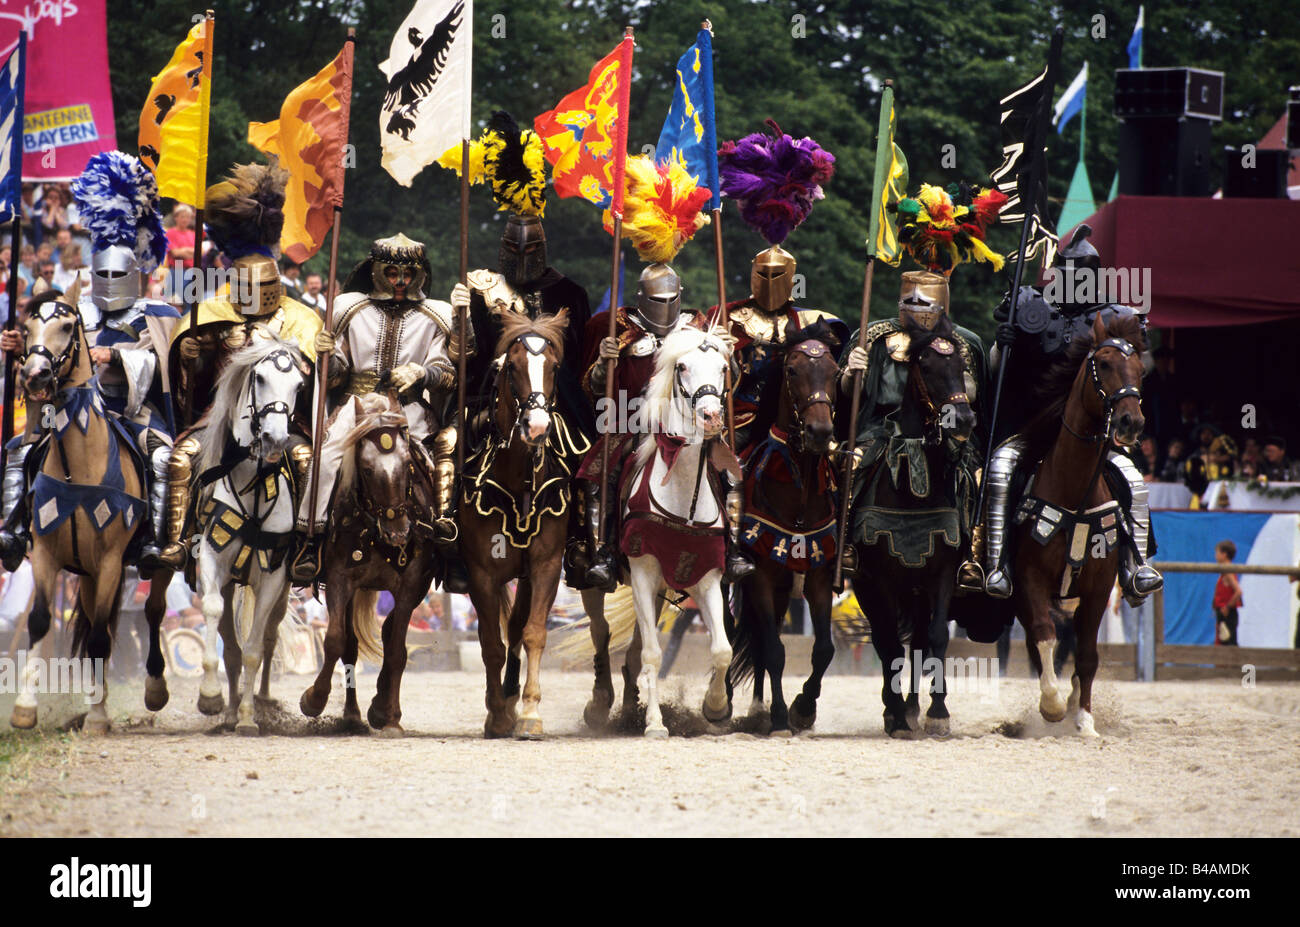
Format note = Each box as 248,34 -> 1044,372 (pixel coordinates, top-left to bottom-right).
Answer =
1060,336 -> 1142,513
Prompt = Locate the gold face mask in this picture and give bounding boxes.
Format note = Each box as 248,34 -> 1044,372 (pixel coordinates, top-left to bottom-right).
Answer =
897,271 -> 950,331
750,246 -> 796,313
232,256 -> 282,317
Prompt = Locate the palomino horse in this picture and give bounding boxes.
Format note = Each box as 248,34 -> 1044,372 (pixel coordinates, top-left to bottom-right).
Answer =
10,291 -> 172,733
853,313 -> 977,737
1011,313 -> 1145,736
299,392 -> 440,736
460,310 -> 574,739
191,338 -> 310,735
623,325 -> 735,738
728,320 -> 842,734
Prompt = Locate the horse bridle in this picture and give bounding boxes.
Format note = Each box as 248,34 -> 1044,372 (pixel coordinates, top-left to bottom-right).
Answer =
354,426 -> 420,563
499,333 -> 557,444
907,337 -> 969,445
243,348 -> 299,453
673,340 -> 727,414
24,301 -> 84,396
1063,336 -> 1141,445
782,340 -> 835,450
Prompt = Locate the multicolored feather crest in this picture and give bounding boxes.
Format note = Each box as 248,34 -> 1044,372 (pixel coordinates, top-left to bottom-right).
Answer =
437,111 -> 546,216
204,162 -> 289,260
70,151 -> 168,273
895,182 -> 1008,275
603,152 -> 711,264
717,120 -> 835,245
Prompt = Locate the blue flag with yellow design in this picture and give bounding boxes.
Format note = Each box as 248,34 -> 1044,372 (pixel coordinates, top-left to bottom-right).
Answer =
0,33 -> 26,220
656,27 -> 719,211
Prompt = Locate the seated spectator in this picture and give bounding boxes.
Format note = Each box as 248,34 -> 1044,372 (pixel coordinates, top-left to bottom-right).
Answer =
37,186 -> 72,241
1241,437 -> 1262,474
16,243 -> 36,294
1258,437 -> 1299,482
1159,437 -> 1186,482
52,244 -> 87,293
1137,434 -> 1159,478
1184,433 -> 1238,502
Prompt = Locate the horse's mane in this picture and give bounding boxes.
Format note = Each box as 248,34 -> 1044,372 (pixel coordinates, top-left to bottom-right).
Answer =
197,336 -> 306,472
635,325 -> 733,472
1021,312 -> 1145,463
336,393 -> 408,501
494,309 -> 568,362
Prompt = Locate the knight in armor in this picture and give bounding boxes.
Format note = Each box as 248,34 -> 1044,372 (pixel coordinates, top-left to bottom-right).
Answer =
841,271 -> 988,560
157,163 -> 322,569
445,113 -> 596,586
575,262 -> 707,587
714,121 -> 848,580
290,234 -> 464,589
0,152 -> 179,571
964,224 -> 1162,604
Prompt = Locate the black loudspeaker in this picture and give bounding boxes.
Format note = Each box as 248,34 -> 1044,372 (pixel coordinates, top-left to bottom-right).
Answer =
1115,68 -> 1224,121
1118,117 -> 1213,196
1222,147 -> 1290,198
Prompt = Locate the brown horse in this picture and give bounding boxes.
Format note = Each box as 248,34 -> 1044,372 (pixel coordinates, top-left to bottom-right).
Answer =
460,310 -> 572,739
299,392 -> 440,736
1011,313 -> 1145,736
727,320 -> 842,734
10,292 -> 171,733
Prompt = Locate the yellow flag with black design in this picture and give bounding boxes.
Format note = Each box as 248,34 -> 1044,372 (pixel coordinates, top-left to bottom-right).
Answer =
137,19 -> 213,207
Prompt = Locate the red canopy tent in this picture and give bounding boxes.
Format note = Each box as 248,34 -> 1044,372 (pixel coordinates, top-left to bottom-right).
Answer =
1082,195 -> 1300,327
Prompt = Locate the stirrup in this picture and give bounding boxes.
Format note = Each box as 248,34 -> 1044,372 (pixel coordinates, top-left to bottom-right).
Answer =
725,548 -> 756,582
586,547 -> 616,590
432,515 -> 459,545
957,559 -> 985,591
158,542 -> 188,570
984,568 -> 1012,599
290,538 -> 322,584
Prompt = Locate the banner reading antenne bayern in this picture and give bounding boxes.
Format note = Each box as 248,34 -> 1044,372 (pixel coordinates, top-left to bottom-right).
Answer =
0,1 -> 116,181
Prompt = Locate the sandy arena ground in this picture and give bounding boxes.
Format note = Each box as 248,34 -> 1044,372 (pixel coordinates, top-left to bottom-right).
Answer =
2,667 -> 1298,837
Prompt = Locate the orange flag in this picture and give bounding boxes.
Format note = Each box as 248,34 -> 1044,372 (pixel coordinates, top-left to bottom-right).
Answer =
138,18 -> 214,206
247,38 -> 355,263
533,35 -> 633,217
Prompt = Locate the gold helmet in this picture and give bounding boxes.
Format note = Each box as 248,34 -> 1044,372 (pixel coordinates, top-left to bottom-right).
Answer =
750,245 -> 796,313
204,162 -> 289,319
898,271 -> 950,330
230,255 -> 282,317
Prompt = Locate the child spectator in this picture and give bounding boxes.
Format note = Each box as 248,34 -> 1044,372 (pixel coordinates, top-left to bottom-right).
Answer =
1159,437 -> 1186,482
1213,540 -> 1242,646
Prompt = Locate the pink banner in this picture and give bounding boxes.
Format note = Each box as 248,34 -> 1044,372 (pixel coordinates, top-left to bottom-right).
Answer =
0,1 -> 116,181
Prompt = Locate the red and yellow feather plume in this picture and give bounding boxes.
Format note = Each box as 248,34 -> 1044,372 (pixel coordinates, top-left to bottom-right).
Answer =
605,152 -> 711,264
896,183 -> 1008,275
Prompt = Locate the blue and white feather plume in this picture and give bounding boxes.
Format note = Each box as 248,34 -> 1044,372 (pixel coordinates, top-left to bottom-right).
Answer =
70,150 -> 169,273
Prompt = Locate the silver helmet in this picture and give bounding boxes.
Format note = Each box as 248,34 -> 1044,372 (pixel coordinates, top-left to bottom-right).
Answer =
91,244 -> 142,314
633,263 -> 681,337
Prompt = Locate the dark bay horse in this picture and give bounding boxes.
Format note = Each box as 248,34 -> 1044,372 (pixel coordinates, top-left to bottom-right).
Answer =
460,310 -> 573,739
299,393 -> 441,736
853,314 -> 976,737
728,320 -> 842,734
1011,314 -> 1145,736
11,291 -> 171,733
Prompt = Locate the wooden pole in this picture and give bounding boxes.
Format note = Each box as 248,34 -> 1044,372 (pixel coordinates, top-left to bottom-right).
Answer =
598,218 -> 622,545
832,256 -> 874,592
456,138 -> 469,475
2,215 -> 22,470
182,10 -> 216,431
712,210 -> 734,450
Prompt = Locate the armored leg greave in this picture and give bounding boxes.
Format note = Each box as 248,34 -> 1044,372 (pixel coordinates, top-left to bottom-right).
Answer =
982,437 -> 1026,599
137,443 -> 173,570
0,442 -> 33,571
430,425 -> 468,593
1109,450 -> 1163,605
159,433 -> 201,569
724,475 -> 755,582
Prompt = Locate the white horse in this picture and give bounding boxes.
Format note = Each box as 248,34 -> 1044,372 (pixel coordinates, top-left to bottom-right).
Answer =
623,326 -> 735,738
191,338 -> 310,735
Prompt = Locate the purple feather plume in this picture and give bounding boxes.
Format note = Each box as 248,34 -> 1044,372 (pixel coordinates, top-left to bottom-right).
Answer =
717,120 -> 835,245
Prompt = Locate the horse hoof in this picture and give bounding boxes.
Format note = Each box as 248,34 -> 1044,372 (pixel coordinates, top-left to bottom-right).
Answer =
10,705 -> 37,729
884,712 -> 914,739
143,677 -> 169,712
789,695 -> 817,732
342,706 -> 362,725
299,688 -> 325,718
1039,692 -> 1068,723
503,695 -> 520,723
254,695 -> 281,711
367,703 -> 388,731
924,715 -> 951,737
377,724 -> 404,739
513,717 -> 544,741
1076,710 -> 1099,738
483,716 -> 513,739
197,693 -> 225,716
83,717 -> 110,736
235,721 -> 260,737
702,697 -> 732,723
583,699 -> 611,731
644,726 -> 669,740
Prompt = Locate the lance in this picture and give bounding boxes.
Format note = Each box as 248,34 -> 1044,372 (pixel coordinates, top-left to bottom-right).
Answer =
974,27 -> 1063,526
597,26 -> 634,550
833,80 -> 895,593
306,29 -> 356,543
455,3 -> 474,479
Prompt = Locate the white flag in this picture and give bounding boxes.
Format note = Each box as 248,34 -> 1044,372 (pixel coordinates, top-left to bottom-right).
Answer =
379,0 -> 473,187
